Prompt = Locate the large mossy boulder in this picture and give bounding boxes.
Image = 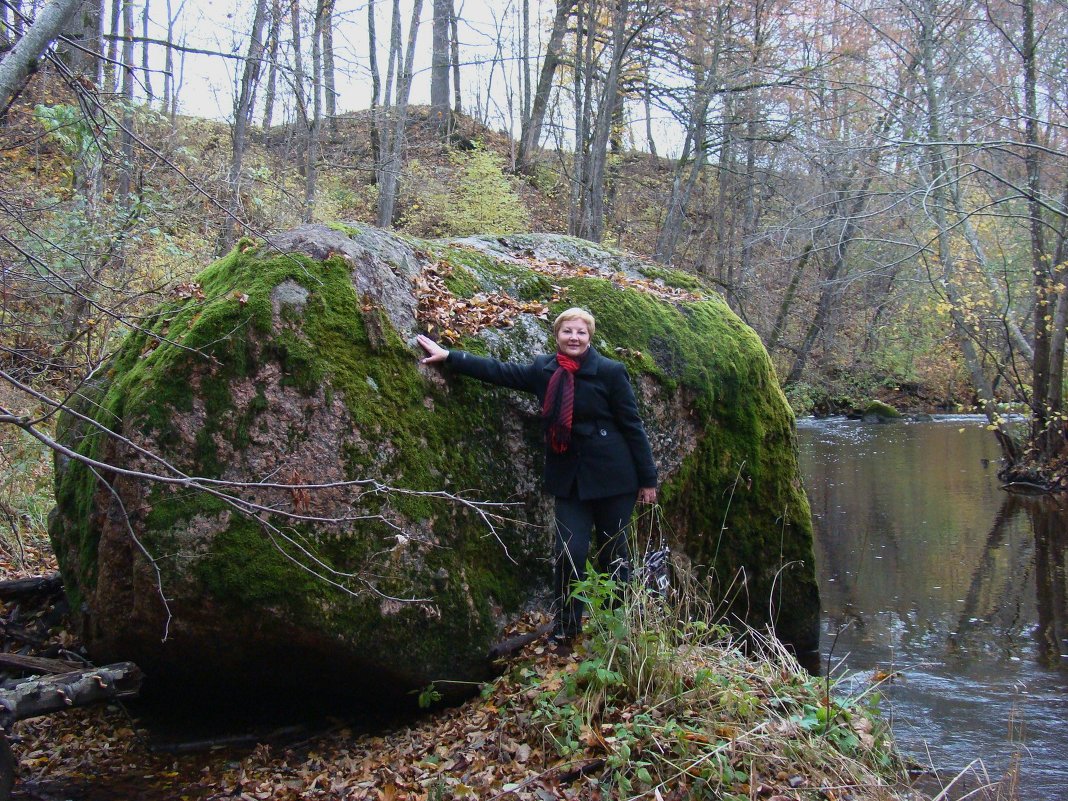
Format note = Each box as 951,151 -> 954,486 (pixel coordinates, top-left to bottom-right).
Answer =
48,224 -> 819,710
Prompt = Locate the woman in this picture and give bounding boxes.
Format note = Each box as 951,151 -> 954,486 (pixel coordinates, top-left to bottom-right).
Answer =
417,308 -> 658,645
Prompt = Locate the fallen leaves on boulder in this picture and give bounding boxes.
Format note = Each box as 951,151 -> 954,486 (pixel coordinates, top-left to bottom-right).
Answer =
414,246 -> 703,345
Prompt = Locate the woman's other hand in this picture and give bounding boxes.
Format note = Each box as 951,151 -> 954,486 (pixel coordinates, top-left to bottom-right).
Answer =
417,334 -> 449,364
638,487 -> 657,504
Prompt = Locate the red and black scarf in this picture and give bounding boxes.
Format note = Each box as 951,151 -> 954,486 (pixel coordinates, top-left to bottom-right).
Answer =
542,350 -> 586,453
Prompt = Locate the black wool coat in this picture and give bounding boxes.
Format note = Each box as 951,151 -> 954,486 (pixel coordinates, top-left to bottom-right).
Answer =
446,346 -> 658,499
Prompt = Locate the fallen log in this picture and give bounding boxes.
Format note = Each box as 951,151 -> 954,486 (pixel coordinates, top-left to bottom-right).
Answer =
0,652 -> 81,676
0,662 -> 143,730
488,621 -> 553,661
0,575 -> 63,602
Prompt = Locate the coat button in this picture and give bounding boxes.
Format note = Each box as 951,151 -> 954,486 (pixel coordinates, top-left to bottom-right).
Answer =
599,429 -> 607,436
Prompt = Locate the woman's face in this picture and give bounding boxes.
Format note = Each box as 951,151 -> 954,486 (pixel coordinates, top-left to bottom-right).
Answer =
557,318 -> 591,358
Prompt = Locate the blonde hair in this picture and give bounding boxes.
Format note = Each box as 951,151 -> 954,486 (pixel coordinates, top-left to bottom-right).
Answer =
553,307 -> 596,337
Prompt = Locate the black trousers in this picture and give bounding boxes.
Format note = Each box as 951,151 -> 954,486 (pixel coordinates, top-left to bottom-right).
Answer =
552,491 -> 636,637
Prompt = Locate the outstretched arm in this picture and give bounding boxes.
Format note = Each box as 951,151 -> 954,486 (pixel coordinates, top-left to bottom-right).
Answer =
416,335 -> 542,392
417,334 -> 449,364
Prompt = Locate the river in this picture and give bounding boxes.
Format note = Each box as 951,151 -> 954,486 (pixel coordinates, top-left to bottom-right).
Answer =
796,415 -> 1068,801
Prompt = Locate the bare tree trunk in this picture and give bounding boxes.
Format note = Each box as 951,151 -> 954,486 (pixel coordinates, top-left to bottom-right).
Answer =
305,0 -> 325,220
290,0 -> 306,128
518,0 -> 574,170
140,0 -> 152,102
0,0 -> 84,114
106,0 -> 119,91
785,197 -> 856,384
170,22 -> 184,119
373,0 -> 403,190
781,39 -> 922,379
262,0 -> 281,128
734,102 -> 759,313
654,12 -> 725,265
642,51 -> 656,158
732,0 -> 768,316
321,0 -> 335,132
217,0 -> 269,252
1019,0 -> 1054,453
449,0 -> 460,113
162,0 -> 178,117
579,0 -> 628,243
0,663 -> 142,729
1045,183 -> 1068,445
766,243 -> 814,352
785,141 -> 902,376
117,0 -> 134,201
520,0 -> 530,125
367,0 -> 382,174
568,0 -> 595,235
483,7 -> 505,127
708,103 -> 735,282
93,0 -> 105,86
603,89 -> 625,233
384,0 -> 400,107
376,0 -> 423,228
430,0 -> 451,133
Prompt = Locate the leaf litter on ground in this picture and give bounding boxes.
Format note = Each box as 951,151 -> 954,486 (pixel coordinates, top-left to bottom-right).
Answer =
1,542 -> 930,801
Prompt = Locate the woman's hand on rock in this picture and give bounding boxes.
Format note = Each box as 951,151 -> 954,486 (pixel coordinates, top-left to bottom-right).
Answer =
417,334 -> 449,364
638,487 -> 657,504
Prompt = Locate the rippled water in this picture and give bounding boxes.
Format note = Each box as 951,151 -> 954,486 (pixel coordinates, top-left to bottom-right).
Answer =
796,416 -> 1068,800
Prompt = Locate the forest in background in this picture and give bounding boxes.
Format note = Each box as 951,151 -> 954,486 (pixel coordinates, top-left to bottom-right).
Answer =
1,0 -> 1067,510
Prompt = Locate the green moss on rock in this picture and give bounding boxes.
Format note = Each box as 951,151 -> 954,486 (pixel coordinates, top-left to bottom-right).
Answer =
862,400 -> 902,420
48,224 -> 819,708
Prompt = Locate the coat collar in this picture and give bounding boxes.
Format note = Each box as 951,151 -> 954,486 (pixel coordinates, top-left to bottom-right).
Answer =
545,346 -> 601,375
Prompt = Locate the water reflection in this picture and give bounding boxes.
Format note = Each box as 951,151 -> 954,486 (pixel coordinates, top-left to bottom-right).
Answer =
1029,497 -> 1068,668
796,417 -> 1068,801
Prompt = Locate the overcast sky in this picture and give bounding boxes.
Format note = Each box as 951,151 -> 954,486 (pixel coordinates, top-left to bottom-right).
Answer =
151,0 -> 683,156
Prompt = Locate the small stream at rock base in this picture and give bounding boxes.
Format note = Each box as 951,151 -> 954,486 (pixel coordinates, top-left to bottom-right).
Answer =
797,415 -> 1068,801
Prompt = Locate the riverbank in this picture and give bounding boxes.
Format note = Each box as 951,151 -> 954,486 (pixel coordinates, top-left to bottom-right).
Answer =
3,544 -> 931,800
782,370 -> 974,420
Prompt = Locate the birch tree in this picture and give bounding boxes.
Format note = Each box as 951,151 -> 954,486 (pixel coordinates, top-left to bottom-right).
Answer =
0,0 -> 84,113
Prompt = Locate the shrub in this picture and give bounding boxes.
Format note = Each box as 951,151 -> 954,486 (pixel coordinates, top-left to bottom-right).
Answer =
399,147 -> 529,237
514,520 -> 907,799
